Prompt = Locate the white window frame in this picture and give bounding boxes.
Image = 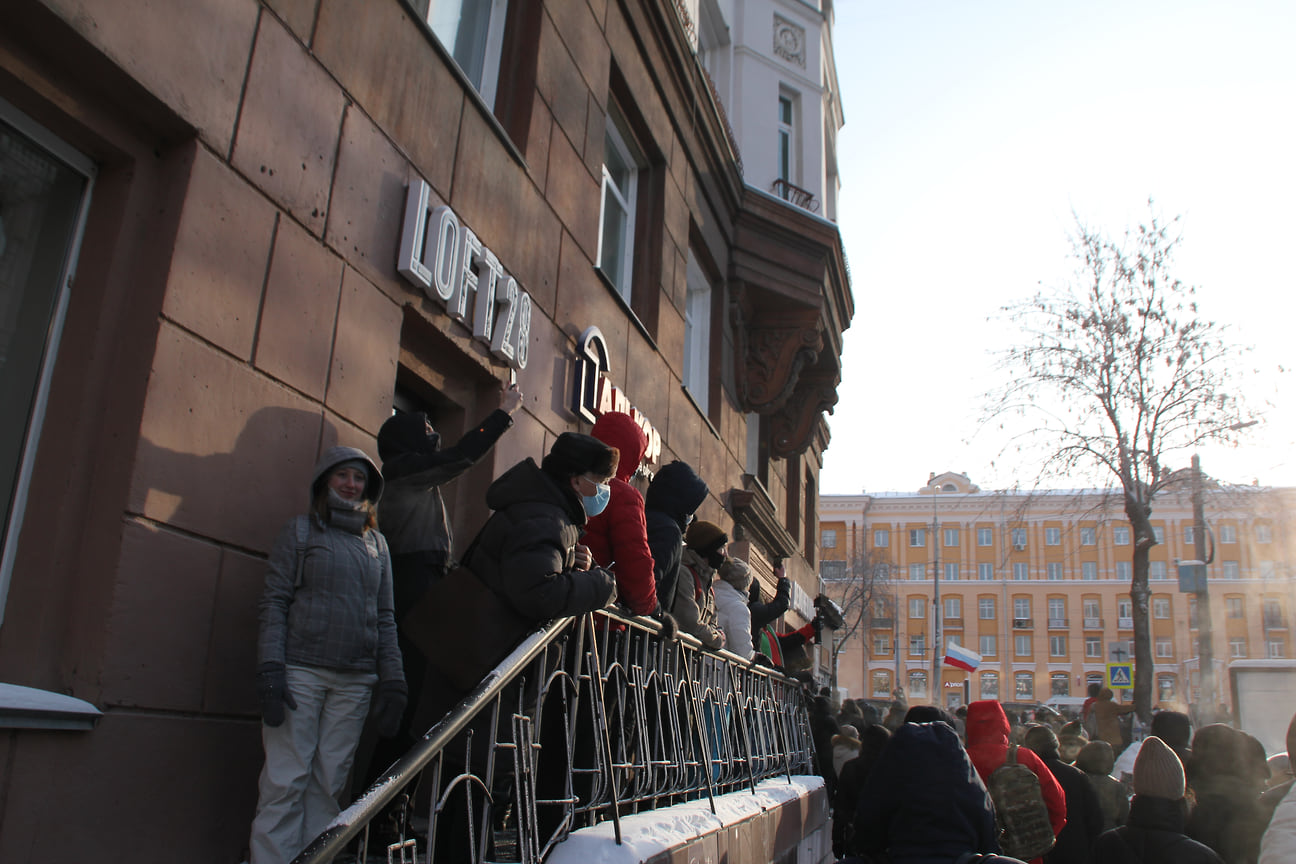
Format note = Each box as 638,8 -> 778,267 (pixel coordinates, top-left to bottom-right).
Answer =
1268,641 -> 1285,659
682,250 -> 712,407
1230,638 -> 1246,658
425,0 -> 510,108
980,634 -> 996,657
1011,528 -> 1027,548
1114,525 -> 1131,546
1015,634 -> 1031,657
977,527 -> 993,546
1257,524 -> 1273,543
909,563 -> 925,582
777,90 -> 797,184
1084,599 -> 1101,620
1156,638 -> 1172,658
944,562 -> 959,582
1080,527 -> 1096,546
1045,527 -> 1061,546
872,633 -> 891,655
1222,560 -> 1240,580
978,562 -> 994,581
944,596 -> 961,618
1226,597 -> 1244,619
1153,526 -> 1165,543
1184,525 -> 1195,544
1116,561 -> 1132,581
909,528 -> 926,547
909,635 -> 925,657
1153,598 -> 1171,619
873,528 -> 889,547
1050,635 -> 1066,657
819,529 -> 836,549
1012,562 -> 1029,581
980,672 -> 999,700
944,527 -> 959,547
1014,598 -> 1031,619
909,597 -> 925,619
1082,561 -> 1098,581
0,101 -> 96,624
1149,561 -> 1167,581
596,102 -> 642,301
1085,638 -> 1101,658
1048,598 -> 1066,620
979,598 -> 995,619
1220,524 -> 1237,543
1047,562 -> 1064,581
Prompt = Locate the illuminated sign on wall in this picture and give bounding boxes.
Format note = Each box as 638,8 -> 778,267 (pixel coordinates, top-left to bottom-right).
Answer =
573,326 -> 662,465
397,180 -> 530,370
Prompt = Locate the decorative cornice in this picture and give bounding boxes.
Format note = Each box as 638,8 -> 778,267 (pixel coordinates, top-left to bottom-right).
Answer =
727,474 -> 797,561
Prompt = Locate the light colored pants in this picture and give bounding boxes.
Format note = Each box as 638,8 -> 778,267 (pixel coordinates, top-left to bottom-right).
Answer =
249,664 -> 377,864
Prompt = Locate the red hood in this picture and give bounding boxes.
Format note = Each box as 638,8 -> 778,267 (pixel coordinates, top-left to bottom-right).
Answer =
965,699 -> 1011,780
591,412 -> 647,482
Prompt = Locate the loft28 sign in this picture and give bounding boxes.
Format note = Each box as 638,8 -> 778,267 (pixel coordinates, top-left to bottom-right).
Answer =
397,180 -> 530,370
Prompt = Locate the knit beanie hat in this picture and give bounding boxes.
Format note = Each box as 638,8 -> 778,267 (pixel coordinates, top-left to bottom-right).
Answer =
1075,740 -> 1116,775
685,520 -> 728,556
1134,736 -> 1186,799
541,432 -> 618,479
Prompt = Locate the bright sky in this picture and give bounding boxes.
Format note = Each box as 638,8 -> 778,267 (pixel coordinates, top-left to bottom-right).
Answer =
820,0 -> 1296,495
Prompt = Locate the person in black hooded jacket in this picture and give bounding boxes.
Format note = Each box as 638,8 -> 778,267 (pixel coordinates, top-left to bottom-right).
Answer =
1024,724 -> 1104,864
644,460 -> 709,611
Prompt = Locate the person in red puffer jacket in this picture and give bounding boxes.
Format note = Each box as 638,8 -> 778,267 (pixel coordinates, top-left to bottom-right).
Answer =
581,411 -> 662,619
965,699 -> 1068,864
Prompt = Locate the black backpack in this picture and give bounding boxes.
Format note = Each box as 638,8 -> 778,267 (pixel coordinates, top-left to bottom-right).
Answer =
986,744 -> 1056,860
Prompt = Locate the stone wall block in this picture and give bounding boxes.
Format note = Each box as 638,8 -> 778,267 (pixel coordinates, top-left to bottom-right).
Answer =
536,11 -> 595,156
325,267 -> 402,433
546,127 -> 601,265
256,216 -> 344,399
162,148 -> 276,360
232,12 -> 346,236
203,546 -> 265,716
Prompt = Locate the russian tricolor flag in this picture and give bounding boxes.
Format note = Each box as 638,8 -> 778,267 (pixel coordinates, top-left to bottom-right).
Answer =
943,642 -> 981,672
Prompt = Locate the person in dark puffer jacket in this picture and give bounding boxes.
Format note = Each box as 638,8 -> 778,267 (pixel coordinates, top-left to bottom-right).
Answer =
1092,735 -> 1223,864
644,460 -> 708,612
1075,740 -> 1129,833
1024,724 -> 1104,864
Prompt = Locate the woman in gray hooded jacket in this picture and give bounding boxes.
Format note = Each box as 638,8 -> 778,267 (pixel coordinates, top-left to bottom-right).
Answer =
249,446 -> 406,864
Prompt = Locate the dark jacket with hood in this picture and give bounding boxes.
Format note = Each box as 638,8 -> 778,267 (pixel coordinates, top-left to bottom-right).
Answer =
1075,740 -> 1129,832
1026,731 -> 1105,864
1185,724 -> 1267,864
853,720 -> 1001,863
258,446 -> 403,684
581,412 -> 657,616
464,457 -> 615,621
966,699 -> 1068,860
377,407 -> 513,615
644,461 -> 708,609
1092,796 -> 1223,864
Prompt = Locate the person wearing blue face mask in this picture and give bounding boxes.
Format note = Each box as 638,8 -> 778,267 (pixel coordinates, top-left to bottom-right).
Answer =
459,431 -> 619,622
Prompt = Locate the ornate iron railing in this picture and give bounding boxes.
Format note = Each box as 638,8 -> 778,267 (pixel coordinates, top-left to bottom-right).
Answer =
770,178 -> 820,213
292,610 -> 814,864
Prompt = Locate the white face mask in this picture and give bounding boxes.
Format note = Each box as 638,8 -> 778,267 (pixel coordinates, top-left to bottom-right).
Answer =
582,481 -> 611,517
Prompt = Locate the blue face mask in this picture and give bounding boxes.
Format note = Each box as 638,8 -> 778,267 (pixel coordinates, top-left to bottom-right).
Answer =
582,481 -> 611,517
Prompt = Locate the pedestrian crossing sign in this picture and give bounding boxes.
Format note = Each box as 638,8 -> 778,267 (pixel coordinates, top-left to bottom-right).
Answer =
1107,663 -> 1133,689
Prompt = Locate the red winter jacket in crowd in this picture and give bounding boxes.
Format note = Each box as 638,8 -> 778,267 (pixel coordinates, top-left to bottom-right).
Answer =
965,699 -> 1067,864
581,412 -> 658,617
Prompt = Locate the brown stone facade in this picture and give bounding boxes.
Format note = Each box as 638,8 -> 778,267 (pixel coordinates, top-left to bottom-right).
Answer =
0,1 -> 850,859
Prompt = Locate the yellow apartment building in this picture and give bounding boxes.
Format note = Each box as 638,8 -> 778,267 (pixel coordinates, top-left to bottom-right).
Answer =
819,471 -> 1296,713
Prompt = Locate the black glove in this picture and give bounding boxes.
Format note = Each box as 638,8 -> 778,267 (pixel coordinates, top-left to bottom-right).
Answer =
812,612 -> 824,644
257,662 -> 297,727
371,679 -> 408,739
775,576 -> 792,601
658,612 -> 679,642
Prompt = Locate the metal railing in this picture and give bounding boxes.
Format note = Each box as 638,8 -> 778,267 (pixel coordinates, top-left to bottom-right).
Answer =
292,610 -> 814,864
770,178 -> 820,213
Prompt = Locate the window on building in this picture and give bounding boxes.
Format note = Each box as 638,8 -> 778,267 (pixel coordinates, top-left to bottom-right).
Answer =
777,92 -> 797,186
909,635 -> 925,657
1084,598 -> 1101,621
944,527 -> 959,547
909,563 -> 925,581
1157,674 -> 1176,703
1114,525 -> 1131,546
1050,635 -> 1067,657
1184,525 -> 1195,544
1226,597 -> 1244,619
1116,561 -> 1131,580
1015,634 -> 1031,657
1264,599 -> 1284,628
1268,641 -> 1286,659
1014,597 -> 1031,620
978,562 -> 994,581
423,0 -> 511,108
944,562 -> 959,581
1047,562 -> 1064,581
873,528 -> 889,547
1220,524 -> 1237,543
978,527 -> 993,546
908,670 -> 928,697
980,597 -> 995,619
1118,598 -> 1132,626
1045,527 -> 1061,546
682,248 -> 713,409
1015,672 -> 1034,700
1013,563 -> 1029,581
909,528 -> 926,547
1156,638 -> 1172,658
980,634 -> 996,656
1081,561 -> 1097,581
1149,561 -> 1167,581
873,633 -> 891,655
1230,639 -> 1246,658
909,597 -> 925,618
1011,528 -> 1027,548
941,597 -> 960,620
1222,561 -> 1240,580
1257,524 -> 1273,543
980,672 -> 999,700
1048,597 -> 1066,620
872,671 -> 891,697
1080,527 -> 1096,545
1085,637 -> 1101,658
1153,598 -> 1170,619
1153,526 -> 1165,543
820,529 -> 836,549
597,101 -> 645,302
1050,673 -> 1070,697
0,109 -> 94,619
1189,597 -> 1197,629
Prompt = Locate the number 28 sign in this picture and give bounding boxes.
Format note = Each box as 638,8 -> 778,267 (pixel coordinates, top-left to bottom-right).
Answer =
397,180 -> 531,370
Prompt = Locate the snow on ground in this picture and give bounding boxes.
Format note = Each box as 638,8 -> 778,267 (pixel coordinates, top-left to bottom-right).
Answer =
546,775 -> 825,864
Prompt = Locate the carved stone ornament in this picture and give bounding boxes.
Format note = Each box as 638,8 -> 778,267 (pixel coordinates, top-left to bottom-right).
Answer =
773,15 -> 806,69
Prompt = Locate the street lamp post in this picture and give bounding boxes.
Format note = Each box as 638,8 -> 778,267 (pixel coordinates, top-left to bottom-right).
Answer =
931,483 -> 941,704
1191,453 -> 1216,713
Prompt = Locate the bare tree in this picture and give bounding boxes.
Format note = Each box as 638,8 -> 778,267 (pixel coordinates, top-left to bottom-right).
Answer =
823,548 -> 894,696
986,203 -> 1256,720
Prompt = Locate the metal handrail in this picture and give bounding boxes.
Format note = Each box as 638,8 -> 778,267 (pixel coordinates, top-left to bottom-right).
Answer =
292,610 -> 814,864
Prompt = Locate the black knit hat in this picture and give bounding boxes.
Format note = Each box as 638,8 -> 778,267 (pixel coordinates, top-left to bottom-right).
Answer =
685,520 -> 728,556
541,432 -> 618,479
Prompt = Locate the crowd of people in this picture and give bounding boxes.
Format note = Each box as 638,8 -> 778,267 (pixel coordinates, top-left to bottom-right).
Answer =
812,684 -> 1296,864
242,396 -> 826,863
